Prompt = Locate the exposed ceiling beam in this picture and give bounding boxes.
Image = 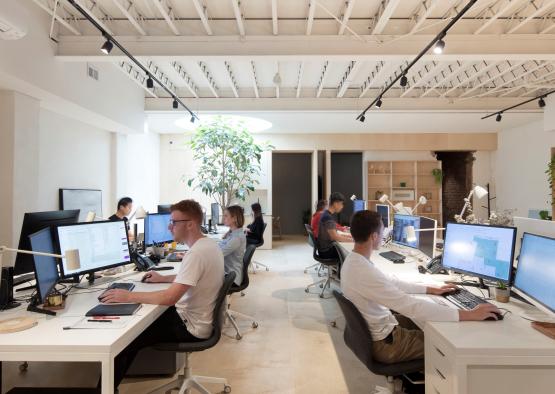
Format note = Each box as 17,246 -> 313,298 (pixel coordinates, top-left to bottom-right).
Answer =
505,66 -> 555,96
224,61 -> 240,98
401,61 -> 454,97
337,61 -> 364,98
459,60 -> 527,97
540,13 -> 555,33
231,0 -> 246,36
474,0 -> 523,34
272,0 -> 278,35
171,61 -> 199,98
250,61 -> 260,98
316,61 -> 330,98
359,61 -> 388,98
116,61 -> 157,97
338,0 -> 356,35
153,0 -> 180,35
197,61 -> 219,97
372,0 -> 402,35
421,61 -> 474,97
409,0 -> 440,35
32,0 -> 82,35
275,62 -> 280,98
479,61 -> 552,97
145,60 -> 178,95
442,61 -> 501,97
507,0 -> 555,34
191,0 -> 212,36
72,0 -> 114,35
111,0 -> 146,36
296,61 -> 304,98
306,0 -> 315,35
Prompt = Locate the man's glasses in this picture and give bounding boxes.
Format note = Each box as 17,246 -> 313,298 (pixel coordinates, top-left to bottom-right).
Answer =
169,219 -> 192,227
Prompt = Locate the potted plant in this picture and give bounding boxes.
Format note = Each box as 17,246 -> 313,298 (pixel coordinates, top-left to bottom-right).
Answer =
494,281 -> 510,303
186,115 -> 274,209
431,168 -> 443,185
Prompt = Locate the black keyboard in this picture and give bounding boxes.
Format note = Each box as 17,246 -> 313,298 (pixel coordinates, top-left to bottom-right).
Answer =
443,288 -> 489,310
107,282 -> 135,291
379,251 -> 405,262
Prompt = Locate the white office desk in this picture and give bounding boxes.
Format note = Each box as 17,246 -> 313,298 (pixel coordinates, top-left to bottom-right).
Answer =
0,264 -> 178,394
343,244 -> 555,394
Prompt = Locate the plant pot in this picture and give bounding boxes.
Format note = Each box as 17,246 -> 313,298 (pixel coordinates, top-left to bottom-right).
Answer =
494,287 -> 510,303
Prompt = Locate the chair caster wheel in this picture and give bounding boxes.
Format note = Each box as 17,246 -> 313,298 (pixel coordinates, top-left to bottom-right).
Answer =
319,294 -> 324,298
319,284 -> 323,288
19,362 -> 28,372
236,334 -> 242,340
305,288 -> 309,293
223,385 -> 232,393
252,322 -> 259,329
330,321 -> 337,327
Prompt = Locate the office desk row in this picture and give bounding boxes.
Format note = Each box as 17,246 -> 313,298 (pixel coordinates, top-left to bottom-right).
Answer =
342,242 -> 555,394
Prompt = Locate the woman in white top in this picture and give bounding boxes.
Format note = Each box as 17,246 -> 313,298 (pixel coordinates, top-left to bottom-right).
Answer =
219,205 -> 246,286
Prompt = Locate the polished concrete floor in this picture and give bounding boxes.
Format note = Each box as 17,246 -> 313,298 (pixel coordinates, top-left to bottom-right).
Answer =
4,236 -> 384,393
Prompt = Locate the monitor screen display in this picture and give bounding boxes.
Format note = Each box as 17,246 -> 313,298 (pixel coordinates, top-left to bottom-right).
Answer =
144,213 -> 173,245
353,200 -> 365,213
442,222 -> 516,282
419,216 -> 437,258
157,204 -> 171,214
392,214 -> 420,248
57,221 -> 131,277
513,233 -> 555,315
376,204 -> 390,228
29,228 -> 59,304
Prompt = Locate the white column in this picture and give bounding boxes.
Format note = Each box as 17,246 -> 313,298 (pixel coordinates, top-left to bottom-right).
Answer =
544,95 -> 555,133
311,150 -> 318,214
110,132 -> 128,213
325,150 -> 332,199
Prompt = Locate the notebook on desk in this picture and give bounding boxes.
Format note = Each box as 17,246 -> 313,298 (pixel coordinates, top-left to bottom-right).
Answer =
86,303 -> 142,317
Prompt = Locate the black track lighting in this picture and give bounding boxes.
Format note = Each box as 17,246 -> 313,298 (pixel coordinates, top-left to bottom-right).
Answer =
100,39 -> 113,54
190,116 -> 195,123
375,98 -> 383,108
146,76 -> 154,89
400,74 -> 408,87
172,99 -> 178,109
433,39 -> 445,54
539,97 -> 546,108
359,114 -> 366,123
496,113 -> 502,122
482,89 -> 555,120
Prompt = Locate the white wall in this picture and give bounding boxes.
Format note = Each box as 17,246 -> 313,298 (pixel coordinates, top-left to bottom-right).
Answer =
495,119 -> 554,217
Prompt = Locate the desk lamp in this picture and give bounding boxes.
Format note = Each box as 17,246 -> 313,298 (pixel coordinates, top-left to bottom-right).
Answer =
459,185 -> 488,219
379,194 -> 428,216
405,226 -> 446,243
0,246 -> 81,273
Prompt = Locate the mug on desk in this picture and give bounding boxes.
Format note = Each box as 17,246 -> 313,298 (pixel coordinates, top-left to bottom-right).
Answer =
152,246 -> 166,258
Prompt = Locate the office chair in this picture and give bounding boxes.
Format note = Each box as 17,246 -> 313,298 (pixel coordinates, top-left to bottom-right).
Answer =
333,290 -> 423,393
250,223 -> 269,273
272,216 -> 282,240
329,241 -> 349,327
226,244 -> 259,340
148,272 -> 236,394
304,230 -> 340,298
303,224 -> 322,275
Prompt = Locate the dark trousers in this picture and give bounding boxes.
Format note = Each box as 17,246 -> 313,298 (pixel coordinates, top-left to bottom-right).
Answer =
113,306 -> 202,389
318,247 -> 339,260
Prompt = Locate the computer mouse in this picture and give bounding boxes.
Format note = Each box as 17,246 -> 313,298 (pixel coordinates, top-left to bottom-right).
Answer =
485,312 -> 504,321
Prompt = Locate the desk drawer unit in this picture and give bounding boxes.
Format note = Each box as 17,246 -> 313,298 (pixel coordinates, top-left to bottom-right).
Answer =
425,331 -> 454,394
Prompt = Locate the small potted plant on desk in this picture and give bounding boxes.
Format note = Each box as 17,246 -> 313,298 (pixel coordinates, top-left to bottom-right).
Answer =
494,281 -> 510,303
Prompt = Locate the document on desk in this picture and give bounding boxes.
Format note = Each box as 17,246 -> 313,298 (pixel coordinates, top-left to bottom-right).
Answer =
64,316 -> 136,330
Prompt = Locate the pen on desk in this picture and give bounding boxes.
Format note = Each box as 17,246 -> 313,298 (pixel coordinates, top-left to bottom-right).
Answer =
90,316 -> 120,320
87,319 -> 113,323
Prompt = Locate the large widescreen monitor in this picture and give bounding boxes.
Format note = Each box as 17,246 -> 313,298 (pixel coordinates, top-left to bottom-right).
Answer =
144,213 -> 173,246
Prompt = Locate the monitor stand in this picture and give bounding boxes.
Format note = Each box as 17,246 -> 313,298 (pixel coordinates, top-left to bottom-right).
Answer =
27,295 -> 56,316
74,273 -> 114,289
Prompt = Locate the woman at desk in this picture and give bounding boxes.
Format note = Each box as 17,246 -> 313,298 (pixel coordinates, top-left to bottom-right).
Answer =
246,202 -> 265,245
219,205 -> 246,286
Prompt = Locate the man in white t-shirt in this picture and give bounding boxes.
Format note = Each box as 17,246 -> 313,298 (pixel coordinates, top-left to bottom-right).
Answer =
100,199 -> 224,390
341,210 -> 501,364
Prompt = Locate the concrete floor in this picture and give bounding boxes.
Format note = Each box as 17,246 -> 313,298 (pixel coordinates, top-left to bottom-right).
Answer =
4,236 -> 384,393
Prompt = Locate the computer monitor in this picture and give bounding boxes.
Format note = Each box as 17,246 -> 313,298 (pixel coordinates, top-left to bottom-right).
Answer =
513,217 -> 555,264
144,213 -> 173,246
14,210 -> 80,276
211,202 -> 220,225
442,222 -> 516,283
157,204 -> 171,214
392,214 -> 420,248
376,204 -> 390,228
513,233 -> 555,319
56,221 -> 131,278
28,228 -> 59,304
419,216 -> 437,258
353,200 -> 366,213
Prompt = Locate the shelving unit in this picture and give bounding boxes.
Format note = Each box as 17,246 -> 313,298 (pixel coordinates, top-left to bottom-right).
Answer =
367,160 -> 443,227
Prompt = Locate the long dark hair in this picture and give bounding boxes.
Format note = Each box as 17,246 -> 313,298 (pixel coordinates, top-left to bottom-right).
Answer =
251,202 -> 262,218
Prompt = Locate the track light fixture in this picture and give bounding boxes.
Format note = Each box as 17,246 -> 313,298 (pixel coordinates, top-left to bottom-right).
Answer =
146,76 -> 154,89
539,97 -> 546,108
375,98 -> 383,108
496,113 -> 502,122
190,116 -> 195,123
400,74 -> 408,87
172,99 -> 178,109
100,39 -> 113,54
359,114 -> 366,123
482,89 -> 554,121
356,0 -> 478,120
433,39 -> 445,54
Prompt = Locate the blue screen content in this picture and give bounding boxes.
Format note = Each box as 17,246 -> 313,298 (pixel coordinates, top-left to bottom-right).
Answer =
442,223 -> 515,282
353,200 -> 365,213
376,204 -> 389,228
29,228 -> 59,303
392,214 -> 420,248
514,233 -> 555,313
145,213 -> 173,245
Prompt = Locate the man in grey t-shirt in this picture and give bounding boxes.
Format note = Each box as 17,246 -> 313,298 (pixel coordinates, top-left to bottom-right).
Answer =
317,192 -> 353,259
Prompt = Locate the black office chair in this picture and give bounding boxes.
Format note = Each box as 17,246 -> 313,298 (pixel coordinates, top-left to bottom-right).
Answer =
333,290 -> 424,393
329,241 -> 349,327
148,272 -> 236,394
226,244 -> 259,340
303,224 -> 322,274
250,222 -> 269,273
304,230 -> 340,298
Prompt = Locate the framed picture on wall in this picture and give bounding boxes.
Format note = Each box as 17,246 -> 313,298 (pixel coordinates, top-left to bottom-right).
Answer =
391,189 -> 415,201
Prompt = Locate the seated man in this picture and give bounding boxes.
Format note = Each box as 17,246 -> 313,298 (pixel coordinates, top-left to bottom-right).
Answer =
317,192 -> 353,259
341,210 -> 501,364
99,199 -> 224,390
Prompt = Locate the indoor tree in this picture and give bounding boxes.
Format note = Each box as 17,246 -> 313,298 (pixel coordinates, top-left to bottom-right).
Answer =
186,115 -> 273,209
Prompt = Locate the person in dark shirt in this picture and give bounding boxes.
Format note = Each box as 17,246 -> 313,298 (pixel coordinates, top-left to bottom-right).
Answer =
246,202 -> 265,245
109,197 -> 133,234
317,192 -> 353,259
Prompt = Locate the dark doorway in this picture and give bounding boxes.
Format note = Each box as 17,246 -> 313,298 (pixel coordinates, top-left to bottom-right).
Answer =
435,151 -> 475,225
331,152 -> 363,226
272,152 -> 312,235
